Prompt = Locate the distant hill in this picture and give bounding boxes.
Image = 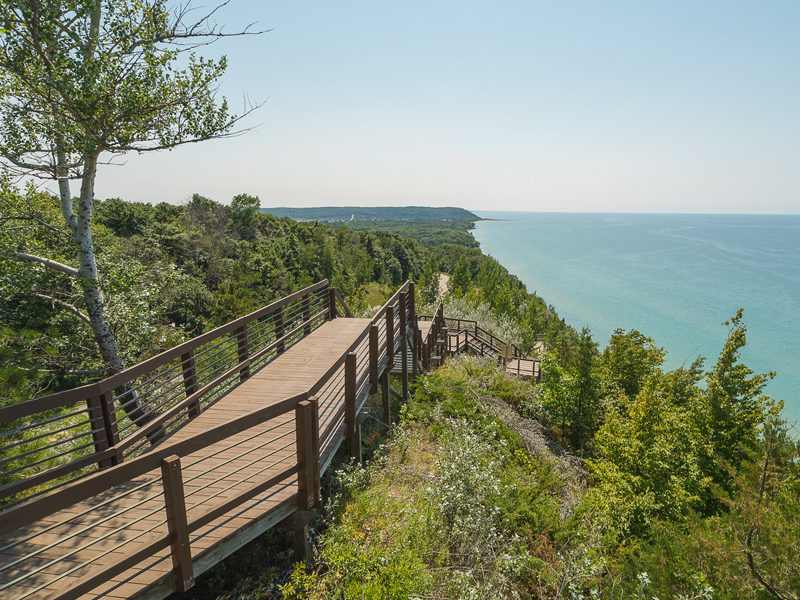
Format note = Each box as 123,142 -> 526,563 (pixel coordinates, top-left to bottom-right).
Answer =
260,206 -> 480,223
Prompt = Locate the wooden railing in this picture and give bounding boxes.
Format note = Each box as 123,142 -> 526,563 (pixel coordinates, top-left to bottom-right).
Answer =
0,280 -> 418,600
418,303 -> 445,370
502,357 -> 541,382
418,314 -> 540,382
427,316 -> 525,358
0,392 -> 307,599
0,281 -> 334,508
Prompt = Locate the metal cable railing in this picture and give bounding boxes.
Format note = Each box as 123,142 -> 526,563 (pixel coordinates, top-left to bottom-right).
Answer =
0,280 -> 421,600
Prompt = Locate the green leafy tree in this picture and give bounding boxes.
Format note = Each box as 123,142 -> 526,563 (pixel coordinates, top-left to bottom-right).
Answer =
588,378 -> 711,540
572,327 -> 601,449
449,255 -> 471,298
601,329 -> 666,400
700,310 -> 778,473
230,193 -> 261,242
419,254 -> 440,305
540,350 -> 577,446
0,0 -> 258,421
622,418 -> 799,600
718,417 -> 800,599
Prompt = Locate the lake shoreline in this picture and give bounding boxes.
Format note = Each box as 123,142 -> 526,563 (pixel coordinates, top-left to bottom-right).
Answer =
472,211 -> 800,426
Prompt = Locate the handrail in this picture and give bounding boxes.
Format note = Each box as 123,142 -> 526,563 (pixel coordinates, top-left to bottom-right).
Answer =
0,393 -> 305,538
417,303 -> 445,370
371,282 -> 412,324
0,281 -> 332,505
446,328 -> 541,381
418,315 -> 526,359
0,281 -> 330,424
0,279 -> 424,600
332,289 -> 353,318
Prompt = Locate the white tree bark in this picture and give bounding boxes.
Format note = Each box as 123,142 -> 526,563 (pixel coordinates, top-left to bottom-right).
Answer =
1,1 -> 257,436
56,150 -> 154,429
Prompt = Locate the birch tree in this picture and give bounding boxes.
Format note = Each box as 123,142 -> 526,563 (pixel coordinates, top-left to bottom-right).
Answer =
0,0 -> 258,421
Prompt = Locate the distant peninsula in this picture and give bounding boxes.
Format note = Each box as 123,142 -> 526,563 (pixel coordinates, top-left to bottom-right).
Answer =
260,206 -> 480,223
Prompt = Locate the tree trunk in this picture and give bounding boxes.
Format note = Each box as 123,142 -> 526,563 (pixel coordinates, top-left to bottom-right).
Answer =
65,153 -> 157,434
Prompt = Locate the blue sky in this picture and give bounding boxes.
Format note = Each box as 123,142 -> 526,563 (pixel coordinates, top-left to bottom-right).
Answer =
94,1 -> 800,213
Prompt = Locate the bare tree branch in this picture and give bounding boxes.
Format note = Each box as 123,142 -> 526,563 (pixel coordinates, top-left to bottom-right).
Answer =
14,252 -> 81,277
22,292 -> 91,324
0,215 -> 74,240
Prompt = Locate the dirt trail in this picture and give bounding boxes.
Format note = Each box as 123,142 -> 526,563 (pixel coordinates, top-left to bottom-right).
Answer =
438,273 -> 449,297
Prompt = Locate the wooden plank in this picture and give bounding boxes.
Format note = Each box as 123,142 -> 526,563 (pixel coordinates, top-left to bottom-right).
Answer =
0,395 -> 304,538
0,312 -> 380,600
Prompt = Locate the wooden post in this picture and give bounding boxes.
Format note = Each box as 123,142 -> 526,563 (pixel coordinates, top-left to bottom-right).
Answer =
328,287 -> 337,320
101,390 -> 121,463
399,291 -> 408,401
302,293 -> 312,336
386,304 -> 395,369
409,283 -> 418,378
295,400 -> 316,511
381,370 -> 390,431
274,307 -> 285,354
420,328 -> 427,371
369,324 -> 379,395
161,455 -> 194,593
87,391 -> 118,469
408,281 -> 416,326
309,396 -> 321,507
235,325 -> 250,381
411,327 -> 419,378
344,352 -> 361,463
181,349 -> 200,418
425,328 -> 431,369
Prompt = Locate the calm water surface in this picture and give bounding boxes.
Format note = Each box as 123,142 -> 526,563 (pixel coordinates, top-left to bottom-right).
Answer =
473,212 -> 800,426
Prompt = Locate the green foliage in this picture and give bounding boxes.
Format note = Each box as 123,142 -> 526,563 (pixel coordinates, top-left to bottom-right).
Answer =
540,349 -> 578,446
347,219 -> 481,247
601,329 -> 666,400
1,185 -> 433,396
230,193 -> 261,241
288,357 -> 577,598
418,254 -> 441,305
587,312 -> 782,547
587,381 -> 711,540
699,309 -> 778,474
615,418 -> 799,600
573,328 -> 601,449
449,254 -> 473,297
0,0 -> 238,174
262,206 -> 479,222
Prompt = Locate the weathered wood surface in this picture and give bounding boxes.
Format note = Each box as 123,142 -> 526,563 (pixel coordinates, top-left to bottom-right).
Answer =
446,329 -> 540,381
503,358 -> 539,380
0,318 -> 372,600
417,320 -> 432,341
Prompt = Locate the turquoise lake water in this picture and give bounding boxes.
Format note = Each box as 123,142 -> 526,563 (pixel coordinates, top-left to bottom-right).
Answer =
472,212 -> 800,426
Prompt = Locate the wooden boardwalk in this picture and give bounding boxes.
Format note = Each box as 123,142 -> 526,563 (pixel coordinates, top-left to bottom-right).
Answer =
444,326 -> 540,381
0,318 -> 374,600
0,281 -> 488,600
0,286 -> 541,600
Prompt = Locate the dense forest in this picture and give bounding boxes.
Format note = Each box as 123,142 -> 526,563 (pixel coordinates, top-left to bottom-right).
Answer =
1,184 -> 798,599
260,206 -> 479,222
0,184 -> 570,406
262,206 -> 482,247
